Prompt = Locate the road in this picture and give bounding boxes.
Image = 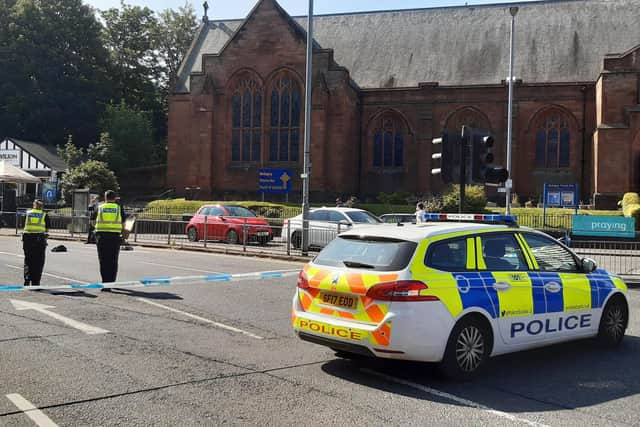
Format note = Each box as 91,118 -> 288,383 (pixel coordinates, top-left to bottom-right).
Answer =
0,236 -> 639,426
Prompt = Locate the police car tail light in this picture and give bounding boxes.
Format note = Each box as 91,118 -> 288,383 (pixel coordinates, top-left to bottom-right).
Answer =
366,281 -> 439,302
297,271 -> 310,290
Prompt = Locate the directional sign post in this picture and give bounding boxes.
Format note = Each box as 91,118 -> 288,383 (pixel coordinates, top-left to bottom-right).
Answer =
259,169 -> 292,200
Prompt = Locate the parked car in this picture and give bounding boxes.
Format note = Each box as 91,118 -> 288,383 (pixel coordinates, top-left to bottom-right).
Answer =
282,207 -> 382,249
380,213 -> 416,224
185,205 -> 273,245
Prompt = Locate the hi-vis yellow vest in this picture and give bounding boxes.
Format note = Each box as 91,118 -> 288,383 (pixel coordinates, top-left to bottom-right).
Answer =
24,209 -> 46,234
95,203 -> 123,233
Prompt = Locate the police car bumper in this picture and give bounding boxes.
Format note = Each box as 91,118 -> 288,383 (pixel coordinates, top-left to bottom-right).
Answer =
292,295 -> 455,362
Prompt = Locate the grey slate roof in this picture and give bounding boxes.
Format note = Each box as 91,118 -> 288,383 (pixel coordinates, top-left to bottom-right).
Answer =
176,0 -> 640,92
9,138 -> 68,171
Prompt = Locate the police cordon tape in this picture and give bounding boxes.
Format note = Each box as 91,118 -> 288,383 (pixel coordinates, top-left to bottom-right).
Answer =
0,270 -> 300,292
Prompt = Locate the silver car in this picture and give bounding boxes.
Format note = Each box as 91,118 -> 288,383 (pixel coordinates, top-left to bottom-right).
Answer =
282,207 -> 382,249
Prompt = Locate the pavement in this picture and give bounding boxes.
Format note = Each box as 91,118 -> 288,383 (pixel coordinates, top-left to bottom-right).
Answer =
1,237 -> 640,426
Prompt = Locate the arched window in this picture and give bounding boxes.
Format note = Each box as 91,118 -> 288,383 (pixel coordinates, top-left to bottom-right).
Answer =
372,112 -> 404,168
535,113 -> 570,168
444,107 -> 491,135
231,79 -> 262,162
269,76 -> 301,162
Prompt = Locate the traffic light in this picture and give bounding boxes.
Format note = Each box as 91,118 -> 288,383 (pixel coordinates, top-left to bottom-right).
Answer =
470,129 -> 509,184
431,130 -> 460,183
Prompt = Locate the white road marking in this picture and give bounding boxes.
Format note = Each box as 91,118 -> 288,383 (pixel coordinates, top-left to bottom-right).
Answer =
362,369 -> 550,427
6,264 -> 89,284
0,251 -> 24,258
140,261 -> 225,274
10,299 -> 109,335
6,393 -> 59,427
137,298 -> 263,339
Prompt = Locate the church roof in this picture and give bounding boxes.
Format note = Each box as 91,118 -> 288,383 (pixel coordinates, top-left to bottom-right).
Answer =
175,0 -> 640,92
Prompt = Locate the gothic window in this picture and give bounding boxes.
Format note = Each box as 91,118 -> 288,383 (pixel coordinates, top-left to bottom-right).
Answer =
269,76 -> 301,162
445,108 -> 491,135
231,79 -> 261,162
372,113 -> 404,168
535,114 -> 570,168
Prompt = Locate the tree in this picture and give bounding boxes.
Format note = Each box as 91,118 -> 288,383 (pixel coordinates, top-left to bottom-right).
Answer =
87,132 -> 113,163
57,136 -> 84,168
60,160 -> 119,203
0,0 -> 111,146
101,102 -> 155,172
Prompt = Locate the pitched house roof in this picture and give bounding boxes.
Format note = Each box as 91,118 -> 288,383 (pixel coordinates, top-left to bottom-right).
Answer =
176,0 -> 640,92
8,138 -> 68,171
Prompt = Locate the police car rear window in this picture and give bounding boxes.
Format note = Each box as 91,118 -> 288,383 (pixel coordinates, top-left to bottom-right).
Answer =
314,236 -> 417,271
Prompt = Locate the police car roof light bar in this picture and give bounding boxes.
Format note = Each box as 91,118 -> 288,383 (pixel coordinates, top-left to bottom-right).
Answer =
423,213 -> 518,227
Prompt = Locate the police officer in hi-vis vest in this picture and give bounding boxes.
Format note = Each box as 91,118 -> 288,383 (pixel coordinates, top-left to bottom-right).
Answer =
93,190 -> 125,283
23,199 -> 50,286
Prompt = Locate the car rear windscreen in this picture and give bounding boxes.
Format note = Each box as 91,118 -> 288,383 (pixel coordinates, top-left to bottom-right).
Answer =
314,236 -> 417,271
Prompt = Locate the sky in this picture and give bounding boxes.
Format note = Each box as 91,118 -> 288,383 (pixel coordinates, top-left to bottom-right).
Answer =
83,0 -> 540,19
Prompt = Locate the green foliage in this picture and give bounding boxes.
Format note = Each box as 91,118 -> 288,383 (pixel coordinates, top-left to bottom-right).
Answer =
376,192 -> 411,205
143,199 -> 301,221
87,132 -> 113,163
441,185 -> 488,213
0,0 -> 110,145
623,204 -> 640,229
101,102 -> 155,171
56,136 -> 84,168
60,160 -> 119,202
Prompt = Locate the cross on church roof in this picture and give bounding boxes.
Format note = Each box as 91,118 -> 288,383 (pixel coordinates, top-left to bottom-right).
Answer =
203,1 -> 209,22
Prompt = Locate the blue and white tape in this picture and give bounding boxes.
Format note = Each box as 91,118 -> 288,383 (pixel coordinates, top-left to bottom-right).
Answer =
0,270 -> 300,292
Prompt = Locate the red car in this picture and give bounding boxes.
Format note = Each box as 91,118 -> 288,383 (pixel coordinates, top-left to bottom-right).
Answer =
186,205 -> 273,245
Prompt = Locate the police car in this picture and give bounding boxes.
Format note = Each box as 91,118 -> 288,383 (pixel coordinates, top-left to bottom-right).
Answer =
292,214 -> 629,379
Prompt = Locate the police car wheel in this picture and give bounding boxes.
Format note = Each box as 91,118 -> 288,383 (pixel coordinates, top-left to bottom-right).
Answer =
226,229 -> 239,245
596,295 -> 628,347
291,231 -> 302,249
439,317 -> 491,380
187,227 -> 198,242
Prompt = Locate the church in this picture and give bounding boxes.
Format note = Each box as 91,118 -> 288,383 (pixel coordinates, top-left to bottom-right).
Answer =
168,0 -> 640,208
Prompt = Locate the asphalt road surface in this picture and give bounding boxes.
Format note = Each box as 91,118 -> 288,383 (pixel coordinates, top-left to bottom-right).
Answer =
1,236 -> 639,426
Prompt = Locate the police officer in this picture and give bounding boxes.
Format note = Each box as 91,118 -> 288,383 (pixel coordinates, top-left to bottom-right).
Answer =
23,199 -> 50,286
94,190 -> 125,283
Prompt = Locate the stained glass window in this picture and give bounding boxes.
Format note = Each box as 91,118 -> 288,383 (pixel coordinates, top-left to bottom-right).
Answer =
231,79 -> 261,162
535,114 -> 570,168
269,76 -> 302,162
372,113 -> 404,169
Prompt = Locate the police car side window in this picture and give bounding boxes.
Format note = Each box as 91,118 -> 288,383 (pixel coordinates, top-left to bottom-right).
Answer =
522,233 -> 579,272
481,234 -> 528,271
425,238 -> 469,272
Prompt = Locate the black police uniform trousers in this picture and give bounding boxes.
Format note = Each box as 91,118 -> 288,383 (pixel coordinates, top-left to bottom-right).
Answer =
96,232 -> 121,283
23,233 -> 46,286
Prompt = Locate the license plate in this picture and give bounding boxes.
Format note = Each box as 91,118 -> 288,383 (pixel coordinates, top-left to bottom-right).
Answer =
256,232 -> 269,236
318,291 -> 358,309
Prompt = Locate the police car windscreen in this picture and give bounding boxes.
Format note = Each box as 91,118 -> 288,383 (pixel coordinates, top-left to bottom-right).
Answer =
314,236 -> 417,271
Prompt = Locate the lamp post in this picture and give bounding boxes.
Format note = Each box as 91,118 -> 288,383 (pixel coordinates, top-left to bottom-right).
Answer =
301,0 -> 313,255
505,6 -> 518,215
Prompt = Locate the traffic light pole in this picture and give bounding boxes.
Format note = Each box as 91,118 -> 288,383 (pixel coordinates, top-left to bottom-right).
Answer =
459,126 -> 469,214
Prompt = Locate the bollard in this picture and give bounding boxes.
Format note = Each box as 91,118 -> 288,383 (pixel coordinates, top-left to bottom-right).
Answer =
286,221 -> 291,256
203,215 -> 208,248
243,218 -> 247,252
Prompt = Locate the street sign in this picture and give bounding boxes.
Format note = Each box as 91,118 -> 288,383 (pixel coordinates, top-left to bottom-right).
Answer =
572,215 -> 635,239
259,169 -> 292,194
42,182 -> 58,203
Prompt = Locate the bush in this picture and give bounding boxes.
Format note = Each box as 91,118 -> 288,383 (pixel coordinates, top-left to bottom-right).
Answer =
441,185 -> 487,213
623,203 -> 640,229
376,192 -> 411,205
60,160 -> 119,203
620,193 -> 640,209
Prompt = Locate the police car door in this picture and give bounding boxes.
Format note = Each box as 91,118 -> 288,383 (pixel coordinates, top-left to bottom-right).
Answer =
476,232 -> 536,346
518,232 -> 597,340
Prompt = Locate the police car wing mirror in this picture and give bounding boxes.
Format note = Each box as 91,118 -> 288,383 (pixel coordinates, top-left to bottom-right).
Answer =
582,258 -> 597,273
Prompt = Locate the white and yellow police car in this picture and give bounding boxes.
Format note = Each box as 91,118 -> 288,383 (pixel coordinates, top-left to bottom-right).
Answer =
292,214 -> 629,379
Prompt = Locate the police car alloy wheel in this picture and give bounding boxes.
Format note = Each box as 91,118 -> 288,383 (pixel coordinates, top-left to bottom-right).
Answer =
596,295 -> 628,347
439,317 -> 491,380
